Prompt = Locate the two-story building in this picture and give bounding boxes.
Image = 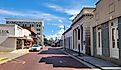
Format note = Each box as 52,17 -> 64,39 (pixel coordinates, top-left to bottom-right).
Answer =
0,24 -> 33,51
5,18 -> 44,46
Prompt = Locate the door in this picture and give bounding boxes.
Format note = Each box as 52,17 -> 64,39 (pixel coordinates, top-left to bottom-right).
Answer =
97,27 -> 102,55
110,20 -> 119,59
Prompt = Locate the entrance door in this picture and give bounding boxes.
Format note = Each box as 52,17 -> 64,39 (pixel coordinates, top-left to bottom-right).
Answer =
97,27 -> 102,55
110,20 -> 119,59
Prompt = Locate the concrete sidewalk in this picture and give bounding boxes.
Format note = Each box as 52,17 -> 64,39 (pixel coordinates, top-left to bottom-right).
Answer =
0,49 -> 29,64
64,49 -> 121,70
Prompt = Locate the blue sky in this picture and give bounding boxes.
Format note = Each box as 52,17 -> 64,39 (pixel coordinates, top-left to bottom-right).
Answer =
0,0 -> 97,39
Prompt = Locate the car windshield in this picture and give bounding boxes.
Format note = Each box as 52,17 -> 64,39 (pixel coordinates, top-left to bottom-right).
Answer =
33,45 -> 40,47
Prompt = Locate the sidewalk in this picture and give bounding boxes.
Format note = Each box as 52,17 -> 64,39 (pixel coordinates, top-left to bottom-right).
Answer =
0,49 -> 29,64
64,48 -> 121,70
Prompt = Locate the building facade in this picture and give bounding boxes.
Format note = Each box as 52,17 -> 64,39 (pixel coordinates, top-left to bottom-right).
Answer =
62,27 -> 73,50
90,0 -> 121,64
5,18 -> 44,45
0,24 -> 33,51
72,7 -> 95,55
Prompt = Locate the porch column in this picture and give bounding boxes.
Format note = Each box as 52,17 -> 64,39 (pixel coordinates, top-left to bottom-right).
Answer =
22,40 -> 24,49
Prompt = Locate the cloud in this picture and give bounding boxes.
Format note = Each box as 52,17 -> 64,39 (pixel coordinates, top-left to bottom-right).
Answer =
0,17 -> 6,24
0,9 -> 65,21
47,22 -> 66,29
47,4 -> 80,15
46,28 -> 64,40
58,19 -> 63,23
46,4 -> 81,20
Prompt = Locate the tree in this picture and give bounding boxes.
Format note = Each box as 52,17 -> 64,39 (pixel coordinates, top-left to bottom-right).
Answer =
48,38 -> 54,46
44,37 -> 48,45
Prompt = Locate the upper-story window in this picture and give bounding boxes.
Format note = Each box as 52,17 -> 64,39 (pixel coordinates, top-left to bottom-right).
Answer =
37,29 -> 40,31
32,24 -> 34,27
30,24 -> 31,27
37,24 -> 40,27
23,24 -> 24,27
25,24 -> 26,27
37,33 -> 40,35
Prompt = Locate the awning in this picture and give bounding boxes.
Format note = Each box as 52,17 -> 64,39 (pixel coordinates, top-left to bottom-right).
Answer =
17,37 -> 34,42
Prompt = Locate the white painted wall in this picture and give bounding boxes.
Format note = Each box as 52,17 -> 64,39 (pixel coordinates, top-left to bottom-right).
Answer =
0,24 -> 31,51
65,29 -> 73,49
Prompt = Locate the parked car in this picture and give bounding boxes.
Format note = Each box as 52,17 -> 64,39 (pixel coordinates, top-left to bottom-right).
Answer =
29,44 -> 42,52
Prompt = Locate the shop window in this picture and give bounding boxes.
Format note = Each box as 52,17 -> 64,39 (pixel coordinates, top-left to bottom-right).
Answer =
32,24 -> 34,27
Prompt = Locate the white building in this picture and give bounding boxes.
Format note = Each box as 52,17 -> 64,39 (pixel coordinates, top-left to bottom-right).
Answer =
72,7 -> 95,55
0,24 -> 33,51
62,27 -> 73,50
5,18 -> 44,45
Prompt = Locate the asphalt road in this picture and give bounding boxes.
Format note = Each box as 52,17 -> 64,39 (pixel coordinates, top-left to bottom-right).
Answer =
0,46 -> 92,70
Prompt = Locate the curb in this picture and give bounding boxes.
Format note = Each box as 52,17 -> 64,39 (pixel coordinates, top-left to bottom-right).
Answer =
0,49 -> 29,64
76,56 -> 102,69
62,49 -> 121,70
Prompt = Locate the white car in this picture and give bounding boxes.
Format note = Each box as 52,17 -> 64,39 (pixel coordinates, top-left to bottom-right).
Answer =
29,44 -> 42,51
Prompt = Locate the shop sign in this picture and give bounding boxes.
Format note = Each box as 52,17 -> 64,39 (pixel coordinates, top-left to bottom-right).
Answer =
0,30 -> 9,34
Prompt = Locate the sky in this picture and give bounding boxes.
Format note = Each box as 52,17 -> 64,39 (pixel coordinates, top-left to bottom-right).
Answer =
0,0 -> 97,40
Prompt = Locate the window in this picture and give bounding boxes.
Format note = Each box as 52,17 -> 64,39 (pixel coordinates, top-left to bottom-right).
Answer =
39,24 -> 41,27
37,24 -> 40,27
17,24 -> 20,26
37,29 -> 40,31
37,33 -> 40,35
32,24 -> 34,27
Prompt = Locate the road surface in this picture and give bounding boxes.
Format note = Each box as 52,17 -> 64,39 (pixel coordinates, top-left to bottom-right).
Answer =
0,46 -> 93,70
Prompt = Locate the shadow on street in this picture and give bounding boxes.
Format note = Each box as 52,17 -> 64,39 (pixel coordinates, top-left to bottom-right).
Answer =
38,47 -> 90,69
38,48 -> 66,54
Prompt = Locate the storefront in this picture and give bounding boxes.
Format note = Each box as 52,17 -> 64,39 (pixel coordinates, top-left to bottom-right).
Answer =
0,24 -> 33,51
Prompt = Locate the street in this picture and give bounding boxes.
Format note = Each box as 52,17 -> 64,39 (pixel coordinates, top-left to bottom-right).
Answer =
0,46 -> 95,70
